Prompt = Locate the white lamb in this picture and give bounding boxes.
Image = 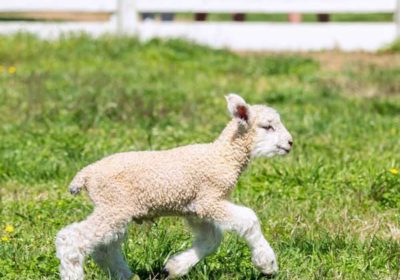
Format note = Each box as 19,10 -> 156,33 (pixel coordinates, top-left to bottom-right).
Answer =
55,94 -> 293,279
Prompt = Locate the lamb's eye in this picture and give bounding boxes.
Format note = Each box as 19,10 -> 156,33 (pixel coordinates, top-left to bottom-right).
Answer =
263,125 -> 275,131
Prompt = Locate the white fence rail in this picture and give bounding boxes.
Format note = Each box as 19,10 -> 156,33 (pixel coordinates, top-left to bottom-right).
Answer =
0,0 -> 115,13
137,0 -> 397,13
0,0 -> 399,51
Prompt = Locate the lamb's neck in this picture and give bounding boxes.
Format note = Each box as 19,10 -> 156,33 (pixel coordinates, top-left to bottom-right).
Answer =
214,120 -> 254,175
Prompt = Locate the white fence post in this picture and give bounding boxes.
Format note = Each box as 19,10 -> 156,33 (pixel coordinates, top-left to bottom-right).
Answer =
396,0 -> 400,38
117,0 -> 137,35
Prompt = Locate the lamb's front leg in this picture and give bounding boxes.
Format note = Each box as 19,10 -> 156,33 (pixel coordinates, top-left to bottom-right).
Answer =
214,201 -> 278,276
164,217 -> 222,278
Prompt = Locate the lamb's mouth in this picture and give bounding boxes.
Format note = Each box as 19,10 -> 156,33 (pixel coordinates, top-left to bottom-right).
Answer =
277,146 -> 290,153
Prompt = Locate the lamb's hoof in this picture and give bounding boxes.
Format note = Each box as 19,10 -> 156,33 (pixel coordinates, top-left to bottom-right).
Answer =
69,187 -> 80,195
252,249 -> 278,278
261,272 -> 277,279
163,255 -> 193,278
161,267 -> 169,278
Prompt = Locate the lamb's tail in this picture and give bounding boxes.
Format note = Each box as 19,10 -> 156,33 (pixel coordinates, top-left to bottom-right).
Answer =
68,168 -> 89,195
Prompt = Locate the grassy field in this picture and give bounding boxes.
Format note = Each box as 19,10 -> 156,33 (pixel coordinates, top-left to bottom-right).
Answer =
0,34 -> 399,280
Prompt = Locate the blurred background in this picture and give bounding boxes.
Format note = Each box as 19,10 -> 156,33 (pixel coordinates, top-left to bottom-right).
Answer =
0,1 -> 399,279
0,0 -> 400,51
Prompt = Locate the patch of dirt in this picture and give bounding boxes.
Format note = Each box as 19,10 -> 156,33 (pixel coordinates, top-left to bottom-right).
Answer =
238,51 -> 400,97
305,51 -> 400,71
237,51 -> 400,72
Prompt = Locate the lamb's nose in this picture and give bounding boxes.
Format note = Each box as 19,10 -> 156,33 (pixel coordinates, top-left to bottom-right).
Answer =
288,140 -> 293,147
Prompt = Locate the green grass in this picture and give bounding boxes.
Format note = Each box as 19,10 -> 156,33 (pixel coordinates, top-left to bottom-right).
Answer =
0,34 -> 399,280
381,39 -> 400,53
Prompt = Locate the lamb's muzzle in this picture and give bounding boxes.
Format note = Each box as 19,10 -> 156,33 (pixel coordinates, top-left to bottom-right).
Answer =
56,93 -> 293,279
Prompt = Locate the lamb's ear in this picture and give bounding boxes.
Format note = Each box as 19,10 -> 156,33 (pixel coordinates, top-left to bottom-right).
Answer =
225,93 -> 250,123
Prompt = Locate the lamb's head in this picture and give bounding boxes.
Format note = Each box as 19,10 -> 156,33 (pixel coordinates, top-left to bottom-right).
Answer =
226,93 -> 293,158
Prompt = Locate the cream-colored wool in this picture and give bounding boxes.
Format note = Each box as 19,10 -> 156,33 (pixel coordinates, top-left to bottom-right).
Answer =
56,94 -> 293,279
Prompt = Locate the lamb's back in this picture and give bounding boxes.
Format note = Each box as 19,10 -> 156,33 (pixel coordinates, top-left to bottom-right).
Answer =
84,143 -> 223,211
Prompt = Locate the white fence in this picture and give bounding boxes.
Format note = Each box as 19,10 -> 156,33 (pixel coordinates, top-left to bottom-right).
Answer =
0,0 -> 399,51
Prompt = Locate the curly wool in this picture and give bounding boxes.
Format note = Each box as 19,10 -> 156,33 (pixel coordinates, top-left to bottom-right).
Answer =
71,119 -> 254,220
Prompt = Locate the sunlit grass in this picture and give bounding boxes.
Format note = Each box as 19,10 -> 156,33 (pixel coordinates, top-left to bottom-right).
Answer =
0,34 -> 399,279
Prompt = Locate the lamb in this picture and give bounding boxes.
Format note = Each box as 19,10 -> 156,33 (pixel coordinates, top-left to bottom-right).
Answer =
55,94 -> 293,280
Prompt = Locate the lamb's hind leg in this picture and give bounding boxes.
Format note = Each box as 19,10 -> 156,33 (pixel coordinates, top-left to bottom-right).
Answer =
91,232 -> 132,280
164,217 -> 223,278
55,208 -> 130,280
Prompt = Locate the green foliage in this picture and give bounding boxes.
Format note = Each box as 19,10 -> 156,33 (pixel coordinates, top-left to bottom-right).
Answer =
380,39 -> 400,53
0,34 -> 399,279
371,171 -> 400,208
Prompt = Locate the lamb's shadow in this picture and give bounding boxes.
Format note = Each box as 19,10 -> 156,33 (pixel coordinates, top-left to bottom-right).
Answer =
132,267 -> 168,280
132,267 -> 273,280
